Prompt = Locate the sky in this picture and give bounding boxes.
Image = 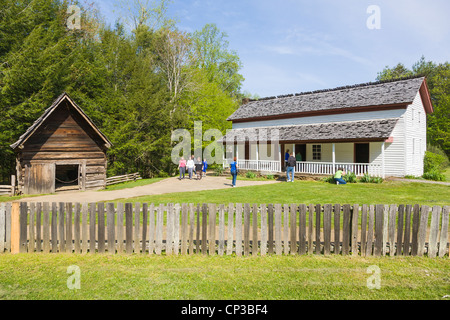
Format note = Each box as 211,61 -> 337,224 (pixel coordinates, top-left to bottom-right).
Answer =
92,0 -> 450,98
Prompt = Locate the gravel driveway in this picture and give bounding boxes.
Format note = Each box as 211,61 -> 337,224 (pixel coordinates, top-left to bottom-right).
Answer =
18,176 -> 280,203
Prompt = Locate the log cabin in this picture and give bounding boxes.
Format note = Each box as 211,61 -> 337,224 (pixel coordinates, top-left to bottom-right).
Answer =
10,93 -> 112,195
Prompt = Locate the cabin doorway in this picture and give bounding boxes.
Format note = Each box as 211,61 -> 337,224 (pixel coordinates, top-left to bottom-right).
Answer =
55,164 -> 80,192
295,144 -> 306,162
354,143 -> 370,164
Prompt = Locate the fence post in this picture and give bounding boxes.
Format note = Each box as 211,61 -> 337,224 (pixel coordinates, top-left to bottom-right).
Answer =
11,175 -> 16,197
10,202 -> 20,254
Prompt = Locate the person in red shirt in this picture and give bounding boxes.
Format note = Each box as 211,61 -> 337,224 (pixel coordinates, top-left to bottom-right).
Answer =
178,157 -> 187,180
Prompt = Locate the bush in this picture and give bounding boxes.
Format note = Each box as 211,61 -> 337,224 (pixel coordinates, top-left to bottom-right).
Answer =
359,174 -> 384,184
424,151 -> 448,173
422,170 -> 445,182
343,172 -> 357,183
213,166 -> 224,176
266,174 -> 274,180
246,171 -> 257,179
322,176 -> 336,184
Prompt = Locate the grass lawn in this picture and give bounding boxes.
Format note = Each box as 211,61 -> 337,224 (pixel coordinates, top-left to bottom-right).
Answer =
102,178 -> 165,191
444,168 -> 450,182
114,180 -> 450,207
0,254 -> 448,300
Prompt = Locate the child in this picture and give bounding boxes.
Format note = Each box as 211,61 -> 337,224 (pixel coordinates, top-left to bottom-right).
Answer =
202,158 -> 208,178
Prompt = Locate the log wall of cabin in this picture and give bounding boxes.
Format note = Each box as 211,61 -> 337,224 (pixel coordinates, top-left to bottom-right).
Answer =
16,101 -> 107,194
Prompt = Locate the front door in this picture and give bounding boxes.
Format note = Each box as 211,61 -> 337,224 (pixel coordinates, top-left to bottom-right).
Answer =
295,144 -> 306,162
354,143 -> 370,163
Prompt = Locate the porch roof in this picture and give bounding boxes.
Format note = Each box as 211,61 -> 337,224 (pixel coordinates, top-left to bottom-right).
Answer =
221,118 -> 399,144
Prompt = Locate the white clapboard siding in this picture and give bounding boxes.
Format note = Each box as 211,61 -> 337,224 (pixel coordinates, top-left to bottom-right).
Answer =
232,109 -> 407,129
404,92 -> 427,177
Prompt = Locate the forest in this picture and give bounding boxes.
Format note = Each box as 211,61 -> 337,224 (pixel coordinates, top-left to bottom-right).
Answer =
0,0 -> 448,183
0,0 -> 244,183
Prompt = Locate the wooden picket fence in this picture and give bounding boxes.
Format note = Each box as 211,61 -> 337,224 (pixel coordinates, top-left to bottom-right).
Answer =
1,202 -> 449,257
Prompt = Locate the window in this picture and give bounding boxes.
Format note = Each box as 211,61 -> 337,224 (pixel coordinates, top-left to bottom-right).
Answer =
312,145 -> 322,161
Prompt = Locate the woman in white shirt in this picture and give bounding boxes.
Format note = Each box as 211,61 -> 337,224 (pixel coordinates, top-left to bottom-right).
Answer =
186,156 -> 195,180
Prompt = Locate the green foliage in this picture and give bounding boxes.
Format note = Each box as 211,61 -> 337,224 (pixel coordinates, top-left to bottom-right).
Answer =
424,151 -> 448,173
377,56 -> 450,158
0,0 -> 244,181
213,166 -> 224,176
343,172 -> 357,183
422,170 -> 445,182
266,174 -> 274,180
359,174 -> 383,184
245,171 -> 257,179
322,176 -> 336,184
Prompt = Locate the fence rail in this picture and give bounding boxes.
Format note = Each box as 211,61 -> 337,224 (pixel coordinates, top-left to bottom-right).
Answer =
0,175 -> 16,196
1,202 -> 449,257
106,173 -> 141,186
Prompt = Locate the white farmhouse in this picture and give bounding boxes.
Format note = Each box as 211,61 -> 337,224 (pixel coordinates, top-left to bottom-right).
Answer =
222,76 -> 434,178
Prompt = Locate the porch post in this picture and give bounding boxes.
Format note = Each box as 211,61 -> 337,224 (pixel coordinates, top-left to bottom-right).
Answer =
381,142 -> 386,178
332,143 -> 336,174
278,144 -> 282,173
256,143 -> 259,171
222,145 -> 225,169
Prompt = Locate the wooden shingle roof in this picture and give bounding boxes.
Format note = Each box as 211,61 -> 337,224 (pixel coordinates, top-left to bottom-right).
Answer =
229,76 -> 431,122
10,92 -> 112,150
221,118 -> 399,143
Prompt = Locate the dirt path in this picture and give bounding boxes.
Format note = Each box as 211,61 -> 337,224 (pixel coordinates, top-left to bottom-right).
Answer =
18,176 -> 280,203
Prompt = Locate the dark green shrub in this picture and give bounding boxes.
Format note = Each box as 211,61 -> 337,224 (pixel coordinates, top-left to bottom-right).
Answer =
214,166 -> 224,176
343,172 -> 357,183
422,170 -> 445,181
424,151 -> 448,173
359,174 -> 384,184
322,176 -> 335,184
246,171 -> 256,179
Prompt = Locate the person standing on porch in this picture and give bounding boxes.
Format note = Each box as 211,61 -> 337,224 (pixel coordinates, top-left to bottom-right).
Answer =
334,168 -> 347,185
286,152 -> 296,182
230,157 -> 238,187
178,157 -> 186,180
285,149 -> 290,167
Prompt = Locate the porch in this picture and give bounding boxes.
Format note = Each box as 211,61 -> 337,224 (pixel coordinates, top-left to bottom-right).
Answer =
224,159 -> 383,177
223,141 -> 386,178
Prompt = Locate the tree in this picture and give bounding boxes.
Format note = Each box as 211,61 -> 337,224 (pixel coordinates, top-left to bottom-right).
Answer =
192,23 -> 244,96
377,56 -> 450,157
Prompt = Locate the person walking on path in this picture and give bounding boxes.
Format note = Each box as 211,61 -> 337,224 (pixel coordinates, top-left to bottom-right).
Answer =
286,152 -> 296,182
195,157 -> 203,180
178,157 -> 186,180
202,158 -> 208,178
230,157 -> 239,187
186,156 -> 195,180
334,168 -> 347,185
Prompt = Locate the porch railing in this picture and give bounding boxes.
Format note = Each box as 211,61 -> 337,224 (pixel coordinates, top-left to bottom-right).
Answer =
296,162 -> 383,177
224,160 -> 382,177
223,159 -> 281,173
